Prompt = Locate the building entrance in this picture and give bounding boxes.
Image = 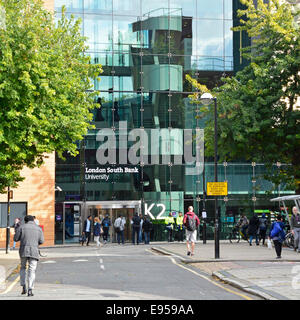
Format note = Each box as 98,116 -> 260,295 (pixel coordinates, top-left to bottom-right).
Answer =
55,201 -> 141,244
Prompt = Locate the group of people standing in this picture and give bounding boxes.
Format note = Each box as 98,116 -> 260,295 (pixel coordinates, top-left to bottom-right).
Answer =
81,213 -> 154,246
237,206 -> 300,259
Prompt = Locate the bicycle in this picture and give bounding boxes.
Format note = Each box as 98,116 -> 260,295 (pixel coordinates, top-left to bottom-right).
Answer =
284,231 -> 294,249
229,225 -> 249,243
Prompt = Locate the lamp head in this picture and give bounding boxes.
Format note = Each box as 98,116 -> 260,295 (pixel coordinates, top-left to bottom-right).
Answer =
200,92 -> 214,105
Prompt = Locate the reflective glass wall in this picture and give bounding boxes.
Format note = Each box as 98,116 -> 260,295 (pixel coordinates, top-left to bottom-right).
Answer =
54,0 -> 292,242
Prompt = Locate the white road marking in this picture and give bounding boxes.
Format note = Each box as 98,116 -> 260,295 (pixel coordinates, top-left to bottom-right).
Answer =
41,261 -> 56,264
72,259 -> 89,262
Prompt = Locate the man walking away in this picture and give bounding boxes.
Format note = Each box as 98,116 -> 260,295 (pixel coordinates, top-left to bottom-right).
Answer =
176,212 -> 185,242
132,213 -> 141,245
143,216 -> 153,244
14,215 -> 44,297
258,213 -> 268,245
101,214 -> 111,244
248,214 -> 259,246
82,215 -> 92,246
114,215 -> 126,245
291,206 -> 300,252
183,206 -> 200,256
269,215 -> 286,259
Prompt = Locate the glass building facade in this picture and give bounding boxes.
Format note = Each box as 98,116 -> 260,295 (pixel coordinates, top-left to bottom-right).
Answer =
54,0 -> 293,243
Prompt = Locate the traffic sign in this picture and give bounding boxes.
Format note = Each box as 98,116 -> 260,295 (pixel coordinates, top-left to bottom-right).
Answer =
207,182 -> 228,196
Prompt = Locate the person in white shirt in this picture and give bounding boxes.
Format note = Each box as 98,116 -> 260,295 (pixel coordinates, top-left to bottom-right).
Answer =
114,214 -> 126,245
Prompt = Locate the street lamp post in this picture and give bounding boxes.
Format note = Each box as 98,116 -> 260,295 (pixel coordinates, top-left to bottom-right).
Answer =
200,93 -> 220,259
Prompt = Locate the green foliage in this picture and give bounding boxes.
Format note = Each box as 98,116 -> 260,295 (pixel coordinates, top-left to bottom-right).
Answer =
0,0 -> 102,193
187,0 -> 300,192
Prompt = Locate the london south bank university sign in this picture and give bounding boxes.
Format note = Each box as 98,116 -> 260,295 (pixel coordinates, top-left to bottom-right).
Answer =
85,166 -> 139,182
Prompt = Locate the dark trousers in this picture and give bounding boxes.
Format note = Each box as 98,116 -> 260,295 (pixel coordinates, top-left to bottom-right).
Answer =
132,227 -> 140,244
103,227 -> 109,242
84,232 -> 91,245
273,240 -> 282,257
117,230 -> 124,244
177,229 -> 184,242
144,231 -> 150,244
166,227 -> 173,242
259,229 -> 267,245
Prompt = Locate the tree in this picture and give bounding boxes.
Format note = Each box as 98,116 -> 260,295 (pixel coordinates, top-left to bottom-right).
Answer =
0,0 -> 102,193
187,0 -> 300,193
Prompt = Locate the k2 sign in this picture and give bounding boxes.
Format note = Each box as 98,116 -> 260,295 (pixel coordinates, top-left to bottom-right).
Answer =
144,203 -> 166,220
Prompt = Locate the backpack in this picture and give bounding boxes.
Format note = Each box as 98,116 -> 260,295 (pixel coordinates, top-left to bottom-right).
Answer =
186,214 -> 197,231
114,218 -> 121,232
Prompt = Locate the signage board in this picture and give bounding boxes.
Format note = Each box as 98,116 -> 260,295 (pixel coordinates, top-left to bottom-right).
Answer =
207,182 -> 228,196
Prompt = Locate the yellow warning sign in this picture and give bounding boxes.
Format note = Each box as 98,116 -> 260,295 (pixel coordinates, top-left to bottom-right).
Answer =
207,182 -> 228,196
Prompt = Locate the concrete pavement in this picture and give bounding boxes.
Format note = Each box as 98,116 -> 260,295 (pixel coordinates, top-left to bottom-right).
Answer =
151,241 -> 300,300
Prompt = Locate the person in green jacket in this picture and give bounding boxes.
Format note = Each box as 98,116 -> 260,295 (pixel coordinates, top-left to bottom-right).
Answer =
165,212 -> 175,242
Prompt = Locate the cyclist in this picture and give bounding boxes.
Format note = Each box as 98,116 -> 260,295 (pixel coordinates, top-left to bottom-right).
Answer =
237,214 -> 249,240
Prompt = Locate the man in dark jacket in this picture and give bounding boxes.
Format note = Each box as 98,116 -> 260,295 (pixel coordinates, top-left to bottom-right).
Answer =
142,216 -> 153,244
14,215 -> 44,297
82,215 -> 92,246
132,213 -> 141,245
248,214 -> 259,246
258,213 -> 268,246
101,214 -> 111,244
269,215 -> 286,259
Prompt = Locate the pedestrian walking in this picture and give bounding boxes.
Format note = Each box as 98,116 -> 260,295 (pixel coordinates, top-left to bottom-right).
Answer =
291,206 -> 300,252
258,213 -> 268,245
176,212 -> 185,242
12,217 -> 21,250
183,206 -> 200,257
82,215 -> 92,246
114,215 -> 126,245
138,214 -> 143,243
93,217 -> 102,247
143,216 -> 153,244
248,214 -> 259,246
238,214 -> 249,239
13,215 -> 44,297
132,213 -> 141,245
165,212 -> 175,242
101,214 -> 111,244
269,215 -> 286,259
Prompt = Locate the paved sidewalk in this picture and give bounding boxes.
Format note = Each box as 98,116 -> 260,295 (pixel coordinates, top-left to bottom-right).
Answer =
151,241 -> 300,300
0,250 -> 20,291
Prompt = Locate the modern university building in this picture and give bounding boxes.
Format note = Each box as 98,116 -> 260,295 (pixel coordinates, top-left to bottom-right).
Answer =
0,0 -> 295,247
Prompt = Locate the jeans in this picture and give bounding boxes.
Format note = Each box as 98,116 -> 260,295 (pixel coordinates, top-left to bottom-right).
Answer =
94,236 -> 101,246
20,257 -> 38,289
103,227 -> 109,242
84,232 -> 91,245
144,231 -> 150,244
132,227 -> 140,244
138,228 -> 143,243
117,230 -> 124,244
293,228 -> 300,250
273,240 -> 282,257
249,235 -> 259,245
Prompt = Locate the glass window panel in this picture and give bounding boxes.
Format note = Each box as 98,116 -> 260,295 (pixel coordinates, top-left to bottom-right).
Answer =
55,0 -> 83,10
113,15 -> 142,50
84,0 -> 112,13
169,0 -> 197,17
141,58 -> 172,92
84,14 -> 113,52
224,0 -> 233,20
170,18 -> 197,55
113,0 -> 141,16
197,19 -> 224,57
224,20 -> 233,56
198,0 -> 224,19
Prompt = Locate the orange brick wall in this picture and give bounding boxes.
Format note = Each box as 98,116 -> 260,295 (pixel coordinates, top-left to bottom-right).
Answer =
0,153 -> 55,248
